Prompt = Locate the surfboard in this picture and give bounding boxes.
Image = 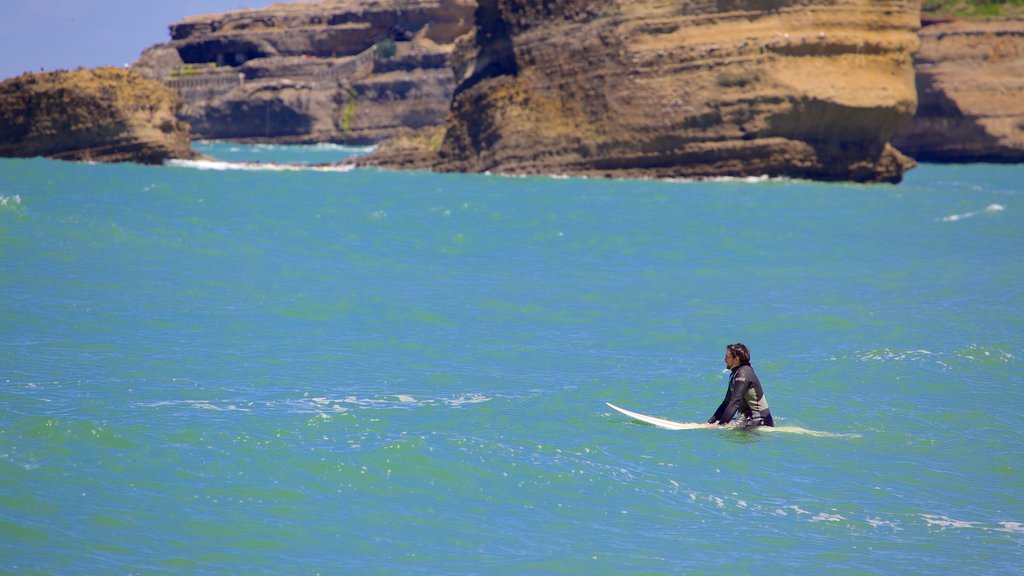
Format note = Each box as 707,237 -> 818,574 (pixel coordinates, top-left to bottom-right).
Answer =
605,402 -> 861,437
605,402 -> 710,430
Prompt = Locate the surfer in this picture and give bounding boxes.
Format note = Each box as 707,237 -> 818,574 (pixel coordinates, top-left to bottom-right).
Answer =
707,343 -> 774,428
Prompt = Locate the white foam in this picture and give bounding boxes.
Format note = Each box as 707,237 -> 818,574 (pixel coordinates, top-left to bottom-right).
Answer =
446,393 -> 491,407
166,159 -> 355,172
866,517 -> 901,529
921,514 -> 979,529
0,194 -> 22,206
140,399 -> 251,411
810,512 -> 845,522
856,345 -> 1014,368
996,521 -> 1024,533
942,203 -> 1005,222
859,348 -> 936,362
312,142 -> 376,153
299,393 -> 491,412
193,403 -> 249,412
661,173 -> 789,184
144,393 -> 491,416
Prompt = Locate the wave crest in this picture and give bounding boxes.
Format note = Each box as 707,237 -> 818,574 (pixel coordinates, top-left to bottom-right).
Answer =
942,203 -> 1005,222
166,159 -> 355,172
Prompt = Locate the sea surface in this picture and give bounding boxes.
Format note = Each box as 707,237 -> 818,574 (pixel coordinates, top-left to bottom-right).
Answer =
1,143 -> 1022,574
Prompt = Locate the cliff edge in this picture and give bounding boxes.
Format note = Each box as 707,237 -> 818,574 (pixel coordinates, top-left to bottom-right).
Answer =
0,68 -> 197,164
426,0 -> 920,183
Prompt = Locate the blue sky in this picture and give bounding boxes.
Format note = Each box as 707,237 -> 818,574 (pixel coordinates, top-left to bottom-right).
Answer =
0,1 -> 290,80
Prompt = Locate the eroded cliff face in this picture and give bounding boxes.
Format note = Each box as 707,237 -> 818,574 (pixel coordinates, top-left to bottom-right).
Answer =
435,0 -> 921,182
893,18 -> 1024,162
133,0 -> 475,144
0,68 -> 196,164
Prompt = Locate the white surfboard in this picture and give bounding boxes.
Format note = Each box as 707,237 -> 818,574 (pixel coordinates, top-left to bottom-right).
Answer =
605,402 -> 860,437
605,402 -> 710,430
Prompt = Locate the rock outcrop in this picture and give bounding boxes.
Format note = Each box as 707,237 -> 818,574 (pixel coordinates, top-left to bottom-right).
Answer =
133,0 -> 475,144
893,17 -> 1024,162
416,0 -> 920,183
0,68 -> 197,164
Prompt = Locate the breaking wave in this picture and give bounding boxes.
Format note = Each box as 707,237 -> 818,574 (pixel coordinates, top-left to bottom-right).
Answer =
942,203 -> 1005,222
166,159 -> 356,172
138,393 -> 492,415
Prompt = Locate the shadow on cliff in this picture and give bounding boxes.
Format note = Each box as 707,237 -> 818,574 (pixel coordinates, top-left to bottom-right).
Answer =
195,100 -> 314,141
765,97 -> 916,182
451,0 -> 518,98
894,70 -> 1021,163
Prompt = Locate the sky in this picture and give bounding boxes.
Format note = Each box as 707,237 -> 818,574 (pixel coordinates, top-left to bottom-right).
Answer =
0,1 -> 304,80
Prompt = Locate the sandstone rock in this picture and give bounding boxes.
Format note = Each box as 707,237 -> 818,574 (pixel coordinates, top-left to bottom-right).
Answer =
351,125 -> 447,169
134,0 -> 475,144
0,68 -> 197,164
894,17 -> 1024,162
433,0 -> 921,183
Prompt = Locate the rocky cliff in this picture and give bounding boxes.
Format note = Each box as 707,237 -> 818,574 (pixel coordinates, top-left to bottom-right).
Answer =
424,0 -> 921,183
133,0 -> 475,144
893,17 -> 1024,162
0,68 -> 197,164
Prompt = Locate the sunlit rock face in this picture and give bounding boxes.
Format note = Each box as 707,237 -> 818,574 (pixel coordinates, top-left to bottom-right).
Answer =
0,68 -> 197,164
436,0 -> 921,183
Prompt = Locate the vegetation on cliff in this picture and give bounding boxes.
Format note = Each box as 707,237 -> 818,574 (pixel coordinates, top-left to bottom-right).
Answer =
922,0 -> 1024,18
0,68 -> 197,164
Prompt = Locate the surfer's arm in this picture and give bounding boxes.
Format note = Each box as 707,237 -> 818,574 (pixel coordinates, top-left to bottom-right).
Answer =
708,399 -> 728,424
711,379 -> 746,425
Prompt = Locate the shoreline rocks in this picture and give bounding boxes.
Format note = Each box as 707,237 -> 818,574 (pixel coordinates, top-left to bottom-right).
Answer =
3,2 -> 1021,178
0,68 -> 198,164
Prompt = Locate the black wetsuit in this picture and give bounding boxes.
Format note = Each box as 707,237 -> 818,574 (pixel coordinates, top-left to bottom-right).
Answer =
709,364 -> 774,427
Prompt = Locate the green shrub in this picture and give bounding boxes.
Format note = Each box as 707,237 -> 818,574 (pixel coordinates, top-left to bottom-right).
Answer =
375,38 -> 397,61
342,87 -> 357,134
922,0 -> 1024,18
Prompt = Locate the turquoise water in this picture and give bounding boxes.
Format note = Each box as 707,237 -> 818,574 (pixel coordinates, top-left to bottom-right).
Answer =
1,147 -> 1022,574
191,141 -> 375,165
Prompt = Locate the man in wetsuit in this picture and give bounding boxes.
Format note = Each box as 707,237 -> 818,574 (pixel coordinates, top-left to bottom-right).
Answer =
707,343 -> 775,428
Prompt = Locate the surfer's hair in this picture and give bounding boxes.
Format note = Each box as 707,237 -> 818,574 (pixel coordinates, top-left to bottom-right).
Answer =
727,343 -> 751,366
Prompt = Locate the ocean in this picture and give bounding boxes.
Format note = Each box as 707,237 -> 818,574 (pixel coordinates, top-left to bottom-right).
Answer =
1,143 -> 1022,574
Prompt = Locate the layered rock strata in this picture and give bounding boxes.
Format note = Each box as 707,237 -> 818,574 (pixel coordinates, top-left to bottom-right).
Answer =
428,0 -> 920,183
0,68 -> 197,164
133,0 -> 475,144
893,17 -> 1024,162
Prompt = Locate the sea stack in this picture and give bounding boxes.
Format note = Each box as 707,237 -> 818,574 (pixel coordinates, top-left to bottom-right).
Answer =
432,0 -> 921,183
0,68 -> 197,164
